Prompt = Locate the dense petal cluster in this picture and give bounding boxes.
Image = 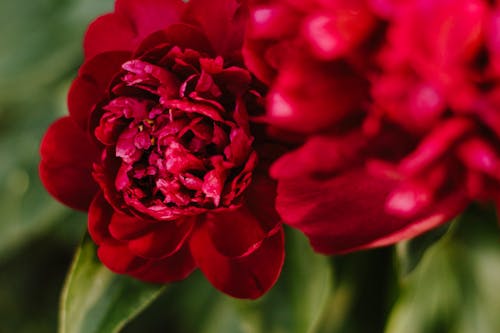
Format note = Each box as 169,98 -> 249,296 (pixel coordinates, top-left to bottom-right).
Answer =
93,47 -> 257,220
244,0 -> 500,253
40,0 -> 285,299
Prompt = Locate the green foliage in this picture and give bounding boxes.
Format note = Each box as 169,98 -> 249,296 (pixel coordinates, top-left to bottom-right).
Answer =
386,206 -> 500,333
0,0 -> 114,261
395,221 -> 454,278
60,234 -> 165,333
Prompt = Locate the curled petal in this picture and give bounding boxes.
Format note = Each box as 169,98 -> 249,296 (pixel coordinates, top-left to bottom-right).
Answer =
127,217 -> 195,259
165,24 -> 215,55
457,137 -> 500,179
242,38 -> 277,84
88,192 -> 113,244
98,238 -> 196,283
108,212 -> 152,240
276,169 -> 468,254
271,133 -> 366,179
68,51 -> 131,130
190,219 -> 284,299
202,205 -> 274,258
39,117 -> 99,211
90,194 -> 196,282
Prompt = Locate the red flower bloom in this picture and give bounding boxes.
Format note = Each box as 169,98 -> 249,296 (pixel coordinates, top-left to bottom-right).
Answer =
39,0 -> 285,299
244,0 -> 500,253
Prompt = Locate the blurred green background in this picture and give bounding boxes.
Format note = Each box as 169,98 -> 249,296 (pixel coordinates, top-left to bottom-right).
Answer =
1,0 -> 500,332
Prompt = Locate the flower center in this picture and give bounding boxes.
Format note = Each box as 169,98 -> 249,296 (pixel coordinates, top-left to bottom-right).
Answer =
93,54 -> 257,220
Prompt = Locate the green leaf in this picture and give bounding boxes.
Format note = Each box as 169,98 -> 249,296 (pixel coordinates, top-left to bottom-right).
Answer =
231,228 -> 333,333
386,206 -> 500,333
395,221 -> 453,278
59,234 -> 165,333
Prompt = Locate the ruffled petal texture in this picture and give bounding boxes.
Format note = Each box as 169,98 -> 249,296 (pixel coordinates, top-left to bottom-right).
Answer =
40,117 -> 99,211
89,193 -> 196,282
183,0 -> 248,56
68,51 -> 131,130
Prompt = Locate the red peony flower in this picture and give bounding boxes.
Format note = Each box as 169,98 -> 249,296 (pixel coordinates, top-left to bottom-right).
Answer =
243,0 -> 375,133
39,0 -> 285,299
244,0 -> 500,253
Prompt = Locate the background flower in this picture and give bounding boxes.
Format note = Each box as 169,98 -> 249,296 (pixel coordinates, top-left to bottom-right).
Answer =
244,0 -> 500,253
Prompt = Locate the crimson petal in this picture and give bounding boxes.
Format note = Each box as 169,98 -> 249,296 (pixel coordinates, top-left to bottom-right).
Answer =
108,212 -> 152,240
39,117 -> 99,211
68,51 -> 131,130
134,24 -> 214,57
202,206 -> 270,258
126,217 -> 195,259
244,171 -> 282,231
84,13 -> 137,59
130,244 -> 196,283
270,133 -> 366,179
84,0 -> 187,59
267,58 -> 368,133
190,219 -> 284,299
98,240 -> 146,274
276,169 -> 469,254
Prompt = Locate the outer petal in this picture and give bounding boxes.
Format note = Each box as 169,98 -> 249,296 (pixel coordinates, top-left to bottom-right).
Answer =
98,240 -> 146,274
88,192 -> 113,244
126,217 -> 195,259
276,169 -> 469,254
98,239 -> 196,283
97,237 -> 195,283
83,13 -> 137,59
90,195 -> 196,282
267,57 -> 368,133
198,162 -> 282,259
244,168 -> 282,231
130,244 -> 196,283
190,220 -> 284,299
39,117 -> 99,211
89,192 -> 195,259
84,0 -> 187,59
242,38 -> 277,84
183,0 -> 246,56
270,133 -> 366,179
201,206 -> 269,258
134,24 -> 214,57
68,51 -> 131,129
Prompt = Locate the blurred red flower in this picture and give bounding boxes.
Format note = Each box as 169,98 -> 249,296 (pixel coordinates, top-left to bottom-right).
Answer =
39,0 -> 285,299
244,0 -> 500,253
